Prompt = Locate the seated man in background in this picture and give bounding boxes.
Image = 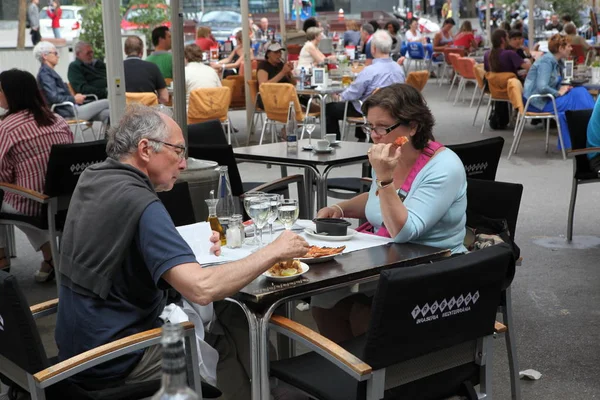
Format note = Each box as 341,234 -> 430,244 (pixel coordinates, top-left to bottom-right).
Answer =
359,23 -> 375,59
325,30 -> 405,142
123,36 -> 169,105
67,41 -> 108,99
184,44 -> 221,109
55,105 -> 310,399
146,26 -> 173,80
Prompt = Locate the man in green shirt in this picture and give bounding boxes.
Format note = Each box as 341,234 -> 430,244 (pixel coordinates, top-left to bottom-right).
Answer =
146,26 -> 173,80
67,41 -> 108,99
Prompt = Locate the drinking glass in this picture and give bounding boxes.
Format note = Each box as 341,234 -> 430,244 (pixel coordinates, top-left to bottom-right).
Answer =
264,194 -> 283,243
248,197 -> 270,251
305,117 -> 316,148
278,199 -> 299,230
243,191 -> 264,245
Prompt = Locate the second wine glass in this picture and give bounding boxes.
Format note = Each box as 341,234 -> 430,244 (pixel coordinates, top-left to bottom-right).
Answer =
278,199 -> 299,230
243,191 -> 264,245
264,194 -> 283,243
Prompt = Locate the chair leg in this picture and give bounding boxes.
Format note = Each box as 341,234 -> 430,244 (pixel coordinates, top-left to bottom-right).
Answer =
469,82 -> 478,108
545,118 -> 550,153
567,178 -> 578,241
453,77 -> 464,106
507,114 -> 524,160
446,73 -> 458,100
472,89 -> 486,126
439,63 -> 447,87
502,288 -> 522,400
480,97 -> 492,134
259,119 -> 269,145
555,116 -> 567,160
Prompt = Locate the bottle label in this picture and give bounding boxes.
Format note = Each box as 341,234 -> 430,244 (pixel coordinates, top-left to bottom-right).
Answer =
287,134 -> 297,142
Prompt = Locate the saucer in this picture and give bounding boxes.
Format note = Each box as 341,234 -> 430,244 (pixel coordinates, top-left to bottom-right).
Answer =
313,147 -> 334,154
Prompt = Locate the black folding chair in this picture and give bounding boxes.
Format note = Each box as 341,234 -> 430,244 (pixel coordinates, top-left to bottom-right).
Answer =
565,109 -> 600,241
0,270 -> 221,400
447,136 -> 505,180
157,181 -> 197,226
270,244 -> 515,400
188,120 -> 229,146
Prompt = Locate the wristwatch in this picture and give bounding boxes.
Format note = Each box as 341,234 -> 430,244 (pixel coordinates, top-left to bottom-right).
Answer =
375,179 -> 394,190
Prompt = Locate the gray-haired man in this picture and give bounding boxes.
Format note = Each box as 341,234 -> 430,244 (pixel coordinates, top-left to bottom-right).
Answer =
55,105 -> 309,399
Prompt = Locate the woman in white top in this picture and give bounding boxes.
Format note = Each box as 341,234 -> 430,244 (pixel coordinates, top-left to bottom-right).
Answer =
184,44 -> 221,109
298,27 -> 337,70
403,17 -> 433,59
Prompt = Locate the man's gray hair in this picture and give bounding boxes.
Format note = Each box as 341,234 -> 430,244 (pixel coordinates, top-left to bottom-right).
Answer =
74,41 -> 91,54
106,105 -> 171,160
371,29 -> 393,54
361,23 -> 374,35
33,41 -> 56,63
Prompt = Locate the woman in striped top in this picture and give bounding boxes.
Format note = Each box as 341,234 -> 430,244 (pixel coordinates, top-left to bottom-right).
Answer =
0,69 -> 73,282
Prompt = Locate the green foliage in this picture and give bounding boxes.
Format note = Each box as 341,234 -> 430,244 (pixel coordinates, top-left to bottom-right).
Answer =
127,0 -> 171,50
74,0 -> 107,60
552,0 -> 584,25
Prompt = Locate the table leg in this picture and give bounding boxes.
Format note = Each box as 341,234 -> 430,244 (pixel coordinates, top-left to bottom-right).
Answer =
316,172 -> 328,210
319,94 -> 327,139
259,313 -> 271,399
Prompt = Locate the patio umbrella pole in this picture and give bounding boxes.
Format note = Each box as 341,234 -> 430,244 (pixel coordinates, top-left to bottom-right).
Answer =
279,0 -> 287,46
102,0 -> 127,124
486,2 -> 491,47
528,0 -> 534,53
171,0 -> 188,143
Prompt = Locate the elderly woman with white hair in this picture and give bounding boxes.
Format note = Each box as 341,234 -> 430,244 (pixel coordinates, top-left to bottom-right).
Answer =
34,41 -> 110,126
297,26 -> 338,70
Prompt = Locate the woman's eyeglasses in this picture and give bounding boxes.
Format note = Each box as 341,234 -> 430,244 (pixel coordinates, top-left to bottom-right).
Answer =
362,120 -> 409,136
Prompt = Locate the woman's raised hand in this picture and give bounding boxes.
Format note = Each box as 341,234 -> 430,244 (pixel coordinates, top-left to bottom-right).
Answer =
368,143 -> 402,181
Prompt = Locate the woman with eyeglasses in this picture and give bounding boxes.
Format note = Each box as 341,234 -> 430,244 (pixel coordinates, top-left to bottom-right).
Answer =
313,83 -> 467,343
34,42 -> 110,126
0,69 -> 73,282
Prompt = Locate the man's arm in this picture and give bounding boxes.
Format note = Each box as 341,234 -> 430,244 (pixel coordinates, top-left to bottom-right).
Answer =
339,70 -> 367,102
157,88 -> 170,105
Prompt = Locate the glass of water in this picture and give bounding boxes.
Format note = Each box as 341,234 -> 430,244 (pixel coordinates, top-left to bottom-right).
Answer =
243,191 -> 264,245
278,199 -> 300,230
264,194 -> 283,243
248,197 -> 271,251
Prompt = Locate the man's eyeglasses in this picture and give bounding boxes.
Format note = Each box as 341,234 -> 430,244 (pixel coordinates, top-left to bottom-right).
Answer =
148,139 -> 187,160
362,120 -> 409,136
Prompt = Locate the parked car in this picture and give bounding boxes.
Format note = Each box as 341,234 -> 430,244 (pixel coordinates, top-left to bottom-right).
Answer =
121,3 -> 171,34
39,5 -> 84,44
199,10 -> 242,43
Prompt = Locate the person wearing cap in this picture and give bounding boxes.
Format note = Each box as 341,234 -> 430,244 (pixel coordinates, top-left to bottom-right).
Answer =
257,43 -> 295,107
298,27 -> 338,70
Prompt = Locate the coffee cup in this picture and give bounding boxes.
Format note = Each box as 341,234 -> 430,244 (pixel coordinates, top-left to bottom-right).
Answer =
315,140 -> 330,151
326,134 -> 337,145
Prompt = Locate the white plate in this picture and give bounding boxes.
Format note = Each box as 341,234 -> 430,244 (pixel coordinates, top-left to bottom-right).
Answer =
329,140 -> 342,146
263,262 -> 310,282
304,228 -> 357,241
312,147 -> 334,154
296,253 -> 339,264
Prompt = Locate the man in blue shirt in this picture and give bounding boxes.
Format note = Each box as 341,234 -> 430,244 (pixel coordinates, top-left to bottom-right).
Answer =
55,105 -> 309,398
326,30 -> 406,141
586,98 -> 600,173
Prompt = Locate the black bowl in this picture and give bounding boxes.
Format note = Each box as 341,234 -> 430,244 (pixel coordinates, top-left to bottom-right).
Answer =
313,218 -> 351,236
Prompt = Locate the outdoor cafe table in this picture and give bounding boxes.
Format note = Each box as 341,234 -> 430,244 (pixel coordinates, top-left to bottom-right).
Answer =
224,230 -> 451,400
297,86 -> 346,138
234,139 -> 372,214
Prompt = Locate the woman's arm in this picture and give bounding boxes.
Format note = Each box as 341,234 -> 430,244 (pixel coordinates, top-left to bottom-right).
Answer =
433,32 -> 442,48
307,43 -> 326,64
319,192 -> 369,219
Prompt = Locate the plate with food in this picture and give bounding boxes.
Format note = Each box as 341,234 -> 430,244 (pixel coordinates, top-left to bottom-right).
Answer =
263,260 -> 310,282
296,245 -> 346,264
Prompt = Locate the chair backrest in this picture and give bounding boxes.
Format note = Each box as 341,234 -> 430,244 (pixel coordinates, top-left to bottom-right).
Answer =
405,71 -> 429,91
187,87 -> 231,124
187,144 -> 244,197
446,52 -> 460,69
485,72 -> 516,100
565,109 -> 595,176
44,140 -> 108,197
466,178 -> 523,242
473,63 -> 486,89
67,82 -> 76,96
0,271 -> 50,381
188,120 -> 229,146
165,78 -> 173,87
125,92 -> 159,106
157,181 -> 197,226
362,245 -> 513,371
457,57 -> 476,79
506,77 -> 524,114
239,59 -> 258,77
407,42 -> 425,59
259,83 -> 304,123
446,137 -> 504,181
225,75 -> 246,109
443,48 -> 466,66
248,79 -> 263,110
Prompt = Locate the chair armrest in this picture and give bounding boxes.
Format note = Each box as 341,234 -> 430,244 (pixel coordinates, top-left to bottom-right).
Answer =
360,177 -> 372,184
83,94 -> 98,101
567,147 -> 600,157
30,298 -> 59,319
0,182 -> 49,203
270,315 -> 372,380
249,174 -> 304,194
495,321 -> 507,333
50,101 -> 75,112
33,321 -> 195,386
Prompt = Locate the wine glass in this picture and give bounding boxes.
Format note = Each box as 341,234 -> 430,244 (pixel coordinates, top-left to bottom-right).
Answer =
278,199 -> 300,230
243,191 -> 264,245
248,197 -> 270,251
264,194 -> 283,243
305,117 -> 316,149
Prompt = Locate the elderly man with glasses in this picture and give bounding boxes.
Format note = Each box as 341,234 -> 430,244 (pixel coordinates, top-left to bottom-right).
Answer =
68,41 -> 108,99
55,105 -> 309,399
325,29 -> 405,142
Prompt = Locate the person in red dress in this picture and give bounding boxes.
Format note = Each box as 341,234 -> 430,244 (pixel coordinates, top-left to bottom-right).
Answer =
46,0 -> 62,38
452,20 -> 477,53
195,26 -> 218,52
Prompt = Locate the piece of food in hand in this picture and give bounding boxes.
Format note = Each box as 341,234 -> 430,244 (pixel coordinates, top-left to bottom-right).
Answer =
393,136 -> 409,147
267,259 -> 303,277
302,245 -> 346,258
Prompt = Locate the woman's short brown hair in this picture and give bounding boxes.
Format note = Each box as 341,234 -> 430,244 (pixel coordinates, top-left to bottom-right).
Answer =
197,26 -> 211,39
362,84 -> 435,150
184,44 -> 204,63
345,20 -> 360,31
547,34 -> 569,54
